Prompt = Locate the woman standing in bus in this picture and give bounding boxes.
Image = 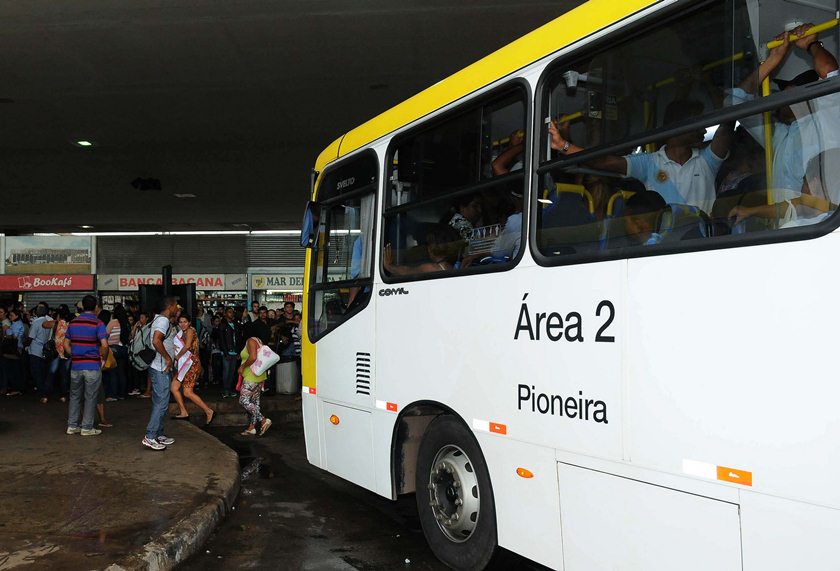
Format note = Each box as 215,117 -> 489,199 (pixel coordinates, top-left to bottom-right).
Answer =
237,336 -> 271,436
170,313 -> 214,426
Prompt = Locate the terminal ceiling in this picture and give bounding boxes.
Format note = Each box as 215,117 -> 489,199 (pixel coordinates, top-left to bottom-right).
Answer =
0,0 -> 584,235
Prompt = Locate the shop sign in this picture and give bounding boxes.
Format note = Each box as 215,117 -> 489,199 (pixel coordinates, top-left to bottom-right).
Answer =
251,274 -> 305,289
97,274 -> 246,291
0,274 -> 95,291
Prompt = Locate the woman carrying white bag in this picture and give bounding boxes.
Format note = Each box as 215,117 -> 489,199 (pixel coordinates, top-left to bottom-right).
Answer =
237,336 -> 279,436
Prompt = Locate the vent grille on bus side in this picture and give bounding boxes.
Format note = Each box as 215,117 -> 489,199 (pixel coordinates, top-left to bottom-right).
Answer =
356,352 -> 371,395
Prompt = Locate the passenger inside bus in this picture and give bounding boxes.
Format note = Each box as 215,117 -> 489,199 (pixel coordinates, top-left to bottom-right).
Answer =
490,190 -> 524,259
491,129 -> 525,175
728,148 -> 840,228
725,24 -> 839,200
622,191 -> 667,246
446,195 -> 483,241
709,129 -> 768,235
548,99 -> 734,215
383,225 -> 461,275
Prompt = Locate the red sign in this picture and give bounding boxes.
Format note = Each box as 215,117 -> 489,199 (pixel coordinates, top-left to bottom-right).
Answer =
117,275 -> 224,289
0,274 -> 95,291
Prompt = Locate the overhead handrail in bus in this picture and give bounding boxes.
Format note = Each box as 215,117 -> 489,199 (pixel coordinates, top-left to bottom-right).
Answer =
537,75 -> 840,177
766,19 -> 839,49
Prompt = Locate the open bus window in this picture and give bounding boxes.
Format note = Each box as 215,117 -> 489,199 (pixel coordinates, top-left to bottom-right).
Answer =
536,0 -> 840,261
308,153 -> 377,340
384,88 -> 527,278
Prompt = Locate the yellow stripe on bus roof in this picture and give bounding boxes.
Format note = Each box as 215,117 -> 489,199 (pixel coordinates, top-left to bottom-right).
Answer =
329,0 -> 659,162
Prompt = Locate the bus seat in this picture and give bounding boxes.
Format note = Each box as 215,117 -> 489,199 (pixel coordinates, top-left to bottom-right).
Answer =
553,183 -> 594,213
658,204 -> 711,241
606,190 -> 636,217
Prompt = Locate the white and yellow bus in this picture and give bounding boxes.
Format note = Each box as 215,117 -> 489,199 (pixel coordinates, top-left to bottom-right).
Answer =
300,0 -> 840,568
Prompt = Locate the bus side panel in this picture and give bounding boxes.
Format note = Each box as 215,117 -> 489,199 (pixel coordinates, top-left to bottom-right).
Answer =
740,490 -> 840,569
302,391 -> 323,468
626,233 -> 840,509
375,260 -> 625,462
314,308 -> 376,409
477,433 -> 563,570
315,302 -> 378,490
321,400 -> 376,491
557,463 -> 742,571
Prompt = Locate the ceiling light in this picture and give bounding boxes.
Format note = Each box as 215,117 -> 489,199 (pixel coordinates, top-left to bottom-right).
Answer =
173,193 -> 197,198
250,230 -> 302,235
76,140 -> 93,147
80,225 -> 94,229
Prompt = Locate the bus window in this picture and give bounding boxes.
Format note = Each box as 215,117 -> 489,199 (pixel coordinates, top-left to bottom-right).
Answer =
384,88 -> 527,278
308,153 -> 377,340
535,0 -> 840,261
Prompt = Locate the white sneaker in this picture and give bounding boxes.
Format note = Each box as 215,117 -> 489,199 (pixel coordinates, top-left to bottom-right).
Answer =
128,389 -> 140,396
80,428 -> 102,436
156,435 -> 175,446
66,427 -> 80,435
142,436 -> 166,450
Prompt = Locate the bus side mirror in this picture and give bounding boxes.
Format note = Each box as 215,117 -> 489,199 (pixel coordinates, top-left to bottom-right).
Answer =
300,201 -> 320,248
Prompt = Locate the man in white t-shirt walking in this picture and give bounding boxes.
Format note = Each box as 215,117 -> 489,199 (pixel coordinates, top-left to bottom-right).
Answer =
142,296 -> 179,451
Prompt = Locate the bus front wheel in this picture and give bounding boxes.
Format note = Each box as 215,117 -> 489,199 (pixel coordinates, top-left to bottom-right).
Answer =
415,414 -> 497,570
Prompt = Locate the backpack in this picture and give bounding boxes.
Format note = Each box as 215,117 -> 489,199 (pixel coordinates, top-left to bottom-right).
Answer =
129,322 -> 155,371
195,318 -> 210,350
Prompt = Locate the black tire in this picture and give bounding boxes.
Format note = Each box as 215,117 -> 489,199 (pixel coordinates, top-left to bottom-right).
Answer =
415,414 -> 497,570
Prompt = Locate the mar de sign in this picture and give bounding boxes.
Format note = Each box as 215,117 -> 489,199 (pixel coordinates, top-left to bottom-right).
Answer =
251,274 -> 305,289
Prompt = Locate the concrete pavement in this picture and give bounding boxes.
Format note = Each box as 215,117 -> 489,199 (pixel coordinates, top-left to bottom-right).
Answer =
0,392 -> 240,570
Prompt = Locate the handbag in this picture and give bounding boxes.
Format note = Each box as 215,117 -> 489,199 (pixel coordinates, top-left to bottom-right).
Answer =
102,349 -> 117,371
42,325 -> 58,361
250,339 -> 280,376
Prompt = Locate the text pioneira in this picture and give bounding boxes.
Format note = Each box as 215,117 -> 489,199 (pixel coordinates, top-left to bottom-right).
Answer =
517,384 -> 608,424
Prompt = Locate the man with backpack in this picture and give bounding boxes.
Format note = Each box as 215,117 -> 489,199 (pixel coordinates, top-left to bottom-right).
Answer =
141,297 -> 178,451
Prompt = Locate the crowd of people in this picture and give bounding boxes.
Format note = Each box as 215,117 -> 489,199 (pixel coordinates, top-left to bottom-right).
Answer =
0,296 -> 302,448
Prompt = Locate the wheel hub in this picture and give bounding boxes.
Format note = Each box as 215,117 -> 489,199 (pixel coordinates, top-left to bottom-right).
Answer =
427,445 -> 480,542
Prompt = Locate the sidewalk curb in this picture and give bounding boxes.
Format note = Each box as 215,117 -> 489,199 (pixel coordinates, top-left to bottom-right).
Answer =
117,423 -> 240,571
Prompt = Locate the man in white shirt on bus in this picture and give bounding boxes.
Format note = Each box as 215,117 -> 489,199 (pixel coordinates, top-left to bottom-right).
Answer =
548,100 -> 733,215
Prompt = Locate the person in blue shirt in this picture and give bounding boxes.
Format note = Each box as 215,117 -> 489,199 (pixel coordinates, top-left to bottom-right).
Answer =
726,24 -> 839,197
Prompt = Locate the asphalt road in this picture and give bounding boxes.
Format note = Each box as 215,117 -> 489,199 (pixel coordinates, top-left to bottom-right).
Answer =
181,417 -> 547,571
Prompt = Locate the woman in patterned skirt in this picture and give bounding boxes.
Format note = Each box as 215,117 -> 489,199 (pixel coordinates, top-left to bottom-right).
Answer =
171,313 -> 214,426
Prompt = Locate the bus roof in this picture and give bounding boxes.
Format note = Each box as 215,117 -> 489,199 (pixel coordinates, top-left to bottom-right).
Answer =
314,0 -> 658,175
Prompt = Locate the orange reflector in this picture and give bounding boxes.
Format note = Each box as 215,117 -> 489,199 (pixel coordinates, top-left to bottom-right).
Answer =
716,465 -> 752,486
329,415 -> 340,425
516,467 -> 534,479
489,422 -> 507,435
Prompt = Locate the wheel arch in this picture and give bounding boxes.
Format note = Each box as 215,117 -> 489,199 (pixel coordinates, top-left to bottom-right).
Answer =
390,400 -> 473,497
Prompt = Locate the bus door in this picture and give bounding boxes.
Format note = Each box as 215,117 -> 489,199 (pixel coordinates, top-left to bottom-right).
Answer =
305,151 -> 379,489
